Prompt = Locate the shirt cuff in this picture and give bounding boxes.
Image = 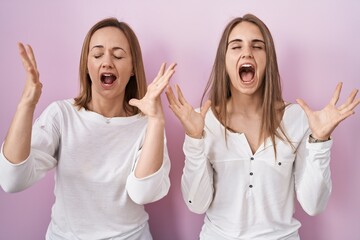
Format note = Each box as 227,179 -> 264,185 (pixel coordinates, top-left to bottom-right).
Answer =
0,142 -> 30,167
184,134 -> 205,154
126,159 -> 169,205
306,138 -> 333,150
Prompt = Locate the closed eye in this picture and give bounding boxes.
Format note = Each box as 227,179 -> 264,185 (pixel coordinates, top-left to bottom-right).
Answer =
252,41 -> 265,50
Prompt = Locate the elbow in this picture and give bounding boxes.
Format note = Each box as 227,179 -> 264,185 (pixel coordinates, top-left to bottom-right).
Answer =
1,182 -> 26,193
183,192 -> 211,214
186,201 -> 208,214
127,186 -> 155,205
303,193 -> 331,216
128,186 -> 169,205
300,189 -> 331,216
0,168 -> 34,193
128,193 -> 152,205
303,204 -> 326,216
127,180 -> 170,205
181,184 -> 212,214
181,186 -> 211,214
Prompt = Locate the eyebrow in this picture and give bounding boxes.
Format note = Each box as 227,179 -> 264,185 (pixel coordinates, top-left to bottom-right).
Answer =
90,45 -> 126,53
227,39 -> 265,45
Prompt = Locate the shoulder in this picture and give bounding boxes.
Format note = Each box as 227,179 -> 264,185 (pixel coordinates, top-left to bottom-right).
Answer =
49,99 -> 81,116
283,103 -> 306,121
52,98 -> 76,109
37,99 -> 76,121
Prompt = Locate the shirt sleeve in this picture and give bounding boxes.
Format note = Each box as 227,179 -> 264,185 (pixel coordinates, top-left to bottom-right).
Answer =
126,135 -> 171,205
181,134 -> 214,214
0,103 -> 59,193
294,132 -> 332,216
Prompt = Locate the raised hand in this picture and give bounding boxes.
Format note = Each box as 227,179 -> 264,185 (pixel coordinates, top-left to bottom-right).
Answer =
296,82 -> 360,140
129,63 -> 176,120
18,42 -> 42,108
165,84 -> 211,139
2,43 -> 43,163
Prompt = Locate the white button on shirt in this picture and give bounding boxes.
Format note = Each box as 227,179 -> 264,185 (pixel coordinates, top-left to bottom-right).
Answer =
182,104 -> 332,240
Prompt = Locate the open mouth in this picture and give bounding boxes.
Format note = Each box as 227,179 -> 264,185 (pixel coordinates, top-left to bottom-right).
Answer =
239,64 -> 255,82
101,73 -> 117,85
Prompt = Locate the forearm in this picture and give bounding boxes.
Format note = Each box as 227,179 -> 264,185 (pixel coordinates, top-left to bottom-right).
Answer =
181,163 -> 213,214
134,117 -> 165,178
3,103 -> 36,164
295,139 -> 333,215
182,135 -> 214,214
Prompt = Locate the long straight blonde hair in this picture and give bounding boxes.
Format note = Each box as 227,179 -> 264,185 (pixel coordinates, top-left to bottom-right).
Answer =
202,14 -> 291,156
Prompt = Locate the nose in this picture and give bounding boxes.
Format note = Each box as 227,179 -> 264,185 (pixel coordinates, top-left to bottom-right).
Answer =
241,47 -> 253,59
101,53 -> 114,68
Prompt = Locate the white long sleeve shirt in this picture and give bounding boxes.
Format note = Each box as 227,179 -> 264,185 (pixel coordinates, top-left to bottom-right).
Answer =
0,99 -> 171,240
182,104 -> 332,240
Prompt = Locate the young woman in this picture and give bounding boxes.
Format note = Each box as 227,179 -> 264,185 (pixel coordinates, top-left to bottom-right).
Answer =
166,14 -> 359,239
0,18 -> 175,239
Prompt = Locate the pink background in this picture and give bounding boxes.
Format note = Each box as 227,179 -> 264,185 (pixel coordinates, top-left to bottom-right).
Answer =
1,1 -> 359,239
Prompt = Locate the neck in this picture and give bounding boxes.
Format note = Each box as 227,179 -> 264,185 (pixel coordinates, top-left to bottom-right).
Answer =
88,98 -> 127,118
228,92 -> 263,117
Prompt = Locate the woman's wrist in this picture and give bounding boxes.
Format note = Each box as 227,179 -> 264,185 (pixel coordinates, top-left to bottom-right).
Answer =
308,134 -> 331,143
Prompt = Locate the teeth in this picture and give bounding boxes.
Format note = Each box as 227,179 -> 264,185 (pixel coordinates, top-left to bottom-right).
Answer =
241,64 -> 252,68
103,73 -> 113,76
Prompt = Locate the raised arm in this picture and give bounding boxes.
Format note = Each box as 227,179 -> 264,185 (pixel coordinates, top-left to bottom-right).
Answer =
295,82 -> 359,215
166,84 -> 213,213
129,63 -> 176,178
3,43 -> 42,164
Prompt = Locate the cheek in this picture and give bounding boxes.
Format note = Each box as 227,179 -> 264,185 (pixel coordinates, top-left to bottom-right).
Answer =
255,55 -> 266,75
225,55 -> 238,75
116,60 -> 133,76
87,61 -> 97,80
256,66 -> 266,82
260,53 -> 267,67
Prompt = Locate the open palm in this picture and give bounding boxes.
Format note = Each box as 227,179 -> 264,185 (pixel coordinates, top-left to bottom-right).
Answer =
18,42 -> 42,108
297,82 -> 360,140
166,84 -> 211,139
129,63 -> 176,119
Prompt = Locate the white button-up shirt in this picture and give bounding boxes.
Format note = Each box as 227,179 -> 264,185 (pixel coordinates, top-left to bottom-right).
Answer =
182,104 -> 332,240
